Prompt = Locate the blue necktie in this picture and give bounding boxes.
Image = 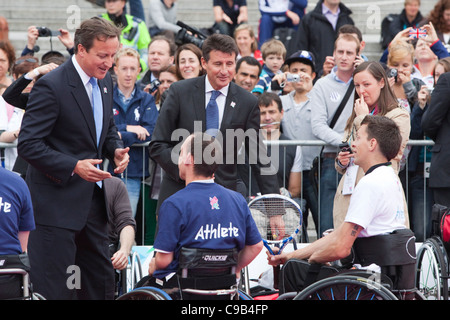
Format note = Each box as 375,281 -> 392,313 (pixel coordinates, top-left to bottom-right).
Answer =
89,77 -> 103,146
89,77 -> 103,188
206,90 -> 220,137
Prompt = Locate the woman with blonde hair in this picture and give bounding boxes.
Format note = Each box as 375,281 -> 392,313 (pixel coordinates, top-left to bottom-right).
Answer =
233,24 -> 263,65
333,61 -> 411,229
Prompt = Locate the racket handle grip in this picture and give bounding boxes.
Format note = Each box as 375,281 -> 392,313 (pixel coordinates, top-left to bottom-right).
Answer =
273,265 -> 280,290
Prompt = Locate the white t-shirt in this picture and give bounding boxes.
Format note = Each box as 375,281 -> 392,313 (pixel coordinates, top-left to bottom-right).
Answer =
344,164 -> 406,238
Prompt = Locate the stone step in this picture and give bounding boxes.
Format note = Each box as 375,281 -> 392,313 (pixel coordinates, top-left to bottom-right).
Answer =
3,0 -> 439,60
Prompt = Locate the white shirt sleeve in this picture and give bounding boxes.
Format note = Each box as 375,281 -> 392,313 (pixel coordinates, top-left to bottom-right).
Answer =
290,146 -> 303,172
0,97 -> 8,131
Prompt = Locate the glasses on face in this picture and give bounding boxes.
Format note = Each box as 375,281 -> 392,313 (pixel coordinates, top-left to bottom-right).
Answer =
15,58 -> 39,65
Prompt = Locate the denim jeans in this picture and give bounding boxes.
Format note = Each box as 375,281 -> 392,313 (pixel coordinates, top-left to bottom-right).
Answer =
318,157 -> 341,237
302,170 -> 319,238
408,172 -> 433,241
121,177 -> 142,218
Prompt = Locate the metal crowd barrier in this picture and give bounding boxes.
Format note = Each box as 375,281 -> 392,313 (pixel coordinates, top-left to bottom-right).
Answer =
0,139 -> 435,244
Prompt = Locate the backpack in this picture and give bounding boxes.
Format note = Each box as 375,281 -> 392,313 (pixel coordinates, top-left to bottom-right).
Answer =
431,204 -> 450,251
380,14 -> 399,50
273,27 -> 296,52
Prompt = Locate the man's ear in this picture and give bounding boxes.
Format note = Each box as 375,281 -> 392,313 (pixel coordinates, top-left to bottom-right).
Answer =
184,152 -> 193,165
369,138 -> 377,151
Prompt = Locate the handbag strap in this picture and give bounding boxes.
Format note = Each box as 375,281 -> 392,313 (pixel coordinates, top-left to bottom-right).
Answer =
329,80 -> 354,129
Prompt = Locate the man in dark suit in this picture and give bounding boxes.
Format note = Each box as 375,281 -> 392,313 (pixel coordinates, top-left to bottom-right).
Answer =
149,33 -> 280,223
18,17 -> 130,300
422,72 -> 450,207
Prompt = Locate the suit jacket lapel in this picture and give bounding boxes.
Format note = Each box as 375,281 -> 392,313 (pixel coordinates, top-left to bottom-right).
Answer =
98,78 -> 110,148
221,82 -> 236,131
193,76 -> 206,129
66,60 -> 97,146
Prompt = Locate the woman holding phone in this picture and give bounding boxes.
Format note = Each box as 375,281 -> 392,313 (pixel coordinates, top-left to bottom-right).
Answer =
332,61 -> 411,229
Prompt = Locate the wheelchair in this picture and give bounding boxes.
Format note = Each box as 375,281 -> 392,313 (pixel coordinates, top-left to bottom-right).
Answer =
117,247 -> 247,300
415,236 -> 449,300
272,260 -> 426,301
0,253 -> 45,300
254,228 -> 424,301
415,204 -> 450,300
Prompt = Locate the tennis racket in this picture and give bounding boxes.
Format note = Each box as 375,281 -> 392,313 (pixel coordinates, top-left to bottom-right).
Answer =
248,193 -> 303,289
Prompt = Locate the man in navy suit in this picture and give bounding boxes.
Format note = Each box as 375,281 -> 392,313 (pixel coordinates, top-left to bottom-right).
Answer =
149,34 -> 281,233
18,17 -> 129,300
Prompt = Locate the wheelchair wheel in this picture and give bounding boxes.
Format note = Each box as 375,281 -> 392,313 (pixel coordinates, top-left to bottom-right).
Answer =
116,287 -> 172,300
415,237 -> 449,300
293,275 -> 398,300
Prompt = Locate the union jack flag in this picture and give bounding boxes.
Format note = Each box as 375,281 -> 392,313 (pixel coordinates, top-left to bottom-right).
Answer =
409,28 -> 427,39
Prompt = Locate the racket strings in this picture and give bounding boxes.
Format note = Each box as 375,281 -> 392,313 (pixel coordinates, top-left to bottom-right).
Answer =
249,198 -> 302,242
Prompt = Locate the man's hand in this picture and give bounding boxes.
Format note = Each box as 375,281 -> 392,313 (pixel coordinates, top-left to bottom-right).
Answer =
26,26 -> 39,50
266,248 -> 287,266
57,28 -> 74,50
322,56 -> 335,76
113,147 -> 130,174
127,125 -> 150,141
111,249 -> 129,270
73,159 -> 112,182
286,10 -> 300,25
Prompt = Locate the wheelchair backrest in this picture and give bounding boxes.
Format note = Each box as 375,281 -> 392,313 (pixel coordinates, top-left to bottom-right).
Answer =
178,247 -> 238,278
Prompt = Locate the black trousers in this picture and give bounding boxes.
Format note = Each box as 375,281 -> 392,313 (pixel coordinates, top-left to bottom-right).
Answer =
28,186 -> 115,300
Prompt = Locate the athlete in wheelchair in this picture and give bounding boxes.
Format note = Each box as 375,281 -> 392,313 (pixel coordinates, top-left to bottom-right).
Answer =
0,166 -> 39,300
119,133 -> 264,300
269,116 -> 419,300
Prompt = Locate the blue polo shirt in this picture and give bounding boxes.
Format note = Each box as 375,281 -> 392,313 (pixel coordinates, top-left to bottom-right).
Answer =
153,181 -> 261,278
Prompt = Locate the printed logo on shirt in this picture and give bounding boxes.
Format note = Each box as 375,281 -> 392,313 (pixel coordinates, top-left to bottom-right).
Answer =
134,107 -> 141,122
330,91 -> 341,102
113,108 -> 119,116
209,196 -> 220,210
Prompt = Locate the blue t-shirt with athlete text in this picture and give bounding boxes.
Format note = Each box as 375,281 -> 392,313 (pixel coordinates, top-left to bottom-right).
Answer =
153,181 -> 261,278
0,167 -> 35,255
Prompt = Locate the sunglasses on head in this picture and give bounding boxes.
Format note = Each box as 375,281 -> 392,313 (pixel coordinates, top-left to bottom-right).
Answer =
15,58 -> 39,65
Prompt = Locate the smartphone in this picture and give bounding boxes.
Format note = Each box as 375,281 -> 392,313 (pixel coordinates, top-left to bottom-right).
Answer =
339,142 -> 353,154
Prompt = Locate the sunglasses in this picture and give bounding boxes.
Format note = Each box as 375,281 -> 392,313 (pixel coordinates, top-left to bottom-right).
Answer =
15,58 -> 39,65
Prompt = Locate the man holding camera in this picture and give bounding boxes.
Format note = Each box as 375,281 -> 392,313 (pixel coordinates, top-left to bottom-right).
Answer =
277,50 -> 322,236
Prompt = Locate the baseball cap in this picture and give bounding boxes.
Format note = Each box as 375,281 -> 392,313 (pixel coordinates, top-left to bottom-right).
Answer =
284,50 -> 316,72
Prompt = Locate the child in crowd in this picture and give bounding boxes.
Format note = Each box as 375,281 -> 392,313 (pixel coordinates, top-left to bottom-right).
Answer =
252,39 -> 286,95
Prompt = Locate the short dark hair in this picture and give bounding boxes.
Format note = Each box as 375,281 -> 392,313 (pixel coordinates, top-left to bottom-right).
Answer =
201,33 -> 238,62
186,132 -> 223,177
258,92 -> 282,112
74,16 -> 121,54
360,115 -> 402,161
338,24 -> 363,42
236,56 -> 262,75
150,35 -> 177,56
